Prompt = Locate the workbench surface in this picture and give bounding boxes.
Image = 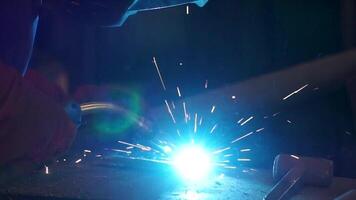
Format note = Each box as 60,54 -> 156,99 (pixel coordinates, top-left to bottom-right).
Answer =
1,157 -> 356,200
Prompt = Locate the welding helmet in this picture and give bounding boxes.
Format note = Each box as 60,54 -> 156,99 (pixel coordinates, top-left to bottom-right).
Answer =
0,0 -> 208,74
44,0 -> 209,27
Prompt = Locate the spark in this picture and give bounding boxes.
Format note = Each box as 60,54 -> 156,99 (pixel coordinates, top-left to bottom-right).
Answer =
272,112 -> 280,117
199,116 -> 203,125
183,102 -> 188,123
111,149 -> 132,154
223,166 -> 236,169
136,144 -> 152,151
165,100 -> 176,123
83,149 -> 91,153
237,158 -> 251,162
152,57 -> 166,91
171,101 -> 176,109
177,86 -> 182,97
256,127 -> 265,132
75,159 -> 82,164
126,146 -> 134,150
240,149 -> 251,152
205,80 -> 208,89
240,116 -> 254,126
45,165 -> 49,174
210,105 -> 216,113
177,129 -> 181,136
118,141 -> 151,151
231,131 -> 254,143
194,113 -> 198,133
283,84 -> 309,100
232,95 -> 236,99
237,117 -> 244,124
63,159 -> 66,162
223,154 -> 233,157
287,120 -> 292,124
290,155 -> 300,159
210,124 -> 218,134
95,154 -> 102,158
212,147 -> 231,155
186,5 -> 190,15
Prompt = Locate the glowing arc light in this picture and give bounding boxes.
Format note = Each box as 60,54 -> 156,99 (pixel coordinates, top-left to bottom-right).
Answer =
172,146 -> 213,181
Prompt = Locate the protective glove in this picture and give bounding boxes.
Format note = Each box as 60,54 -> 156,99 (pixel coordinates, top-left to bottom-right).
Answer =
0,64 -> 77,167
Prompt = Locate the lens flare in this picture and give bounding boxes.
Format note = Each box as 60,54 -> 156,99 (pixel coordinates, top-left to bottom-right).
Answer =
173,146 -> 212,181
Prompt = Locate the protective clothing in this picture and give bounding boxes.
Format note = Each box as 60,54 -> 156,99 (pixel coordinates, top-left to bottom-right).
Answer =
0,64 -> 76,166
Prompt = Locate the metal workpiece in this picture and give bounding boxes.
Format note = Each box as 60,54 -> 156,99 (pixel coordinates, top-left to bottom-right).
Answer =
265,154 -> 334,200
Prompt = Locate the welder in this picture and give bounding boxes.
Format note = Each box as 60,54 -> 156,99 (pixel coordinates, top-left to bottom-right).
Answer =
0,0 -> 208,171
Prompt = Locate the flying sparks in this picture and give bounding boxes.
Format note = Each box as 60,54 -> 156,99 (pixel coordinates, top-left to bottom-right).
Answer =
75,56 -> 284,183
231,131 -> 254,143
118,140 -> 151,151
237,158 -> 251,162
199,116 -> 203,126
240,116 -> 254,126
283,84 -> 309,100
210,124 -> 218,134
165,100 -> 176,123
177,86 -> 182,97
194,113 -> 198,133
45,165 -> 49,175
212,147 -> 231,155
210,105 -> 216,113
183,102 -> 188,123
153,57 -> 167,91
111,149 -> 132,154
237,117 -> 244,124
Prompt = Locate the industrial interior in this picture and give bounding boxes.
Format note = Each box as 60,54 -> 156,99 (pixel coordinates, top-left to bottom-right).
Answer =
1,0 -> 356,199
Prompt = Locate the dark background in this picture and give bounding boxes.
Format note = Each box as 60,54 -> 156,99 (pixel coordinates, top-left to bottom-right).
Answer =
31,0 -> 356,177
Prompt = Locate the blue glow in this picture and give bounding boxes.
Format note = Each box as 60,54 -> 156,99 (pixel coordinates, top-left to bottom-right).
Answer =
172,145 -> 212,181
163,145 -> 172,153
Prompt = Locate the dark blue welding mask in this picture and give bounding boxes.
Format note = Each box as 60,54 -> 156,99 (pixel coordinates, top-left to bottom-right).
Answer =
47,0 -> 209,26
0,0 -> 208,74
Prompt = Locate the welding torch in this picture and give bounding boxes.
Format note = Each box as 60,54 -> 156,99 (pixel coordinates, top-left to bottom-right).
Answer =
65,101 -> 153,133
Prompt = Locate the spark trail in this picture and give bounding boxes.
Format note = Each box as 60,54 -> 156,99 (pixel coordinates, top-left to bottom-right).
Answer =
283,84 -> 309,100
153,57 -> 167,91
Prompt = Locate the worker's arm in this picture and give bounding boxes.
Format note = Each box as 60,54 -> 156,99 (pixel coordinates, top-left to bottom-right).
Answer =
0,64 -> 76,167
